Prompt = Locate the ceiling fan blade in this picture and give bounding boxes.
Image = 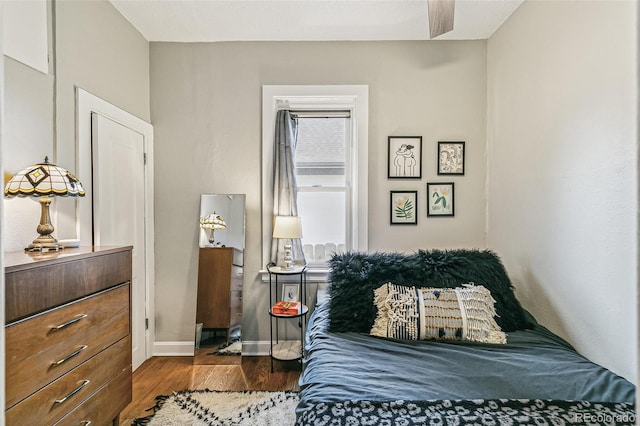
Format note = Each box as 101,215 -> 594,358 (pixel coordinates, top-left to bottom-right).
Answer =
428,0 -> 455,39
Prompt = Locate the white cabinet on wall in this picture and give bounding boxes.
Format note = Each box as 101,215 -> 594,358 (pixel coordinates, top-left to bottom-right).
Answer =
2,0 -> 49,74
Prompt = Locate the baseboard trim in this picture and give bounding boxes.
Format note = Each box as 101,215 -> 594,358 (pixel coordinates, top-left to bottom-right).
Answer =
153,341 -> 195,356
152,340 -> 283,357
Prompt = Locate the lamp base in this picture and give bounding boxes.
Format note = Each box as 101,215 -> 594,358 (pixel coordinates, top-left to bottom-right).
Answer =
25,197 -> 62,252
26,236 -> 62,252
282,240 -> 294,270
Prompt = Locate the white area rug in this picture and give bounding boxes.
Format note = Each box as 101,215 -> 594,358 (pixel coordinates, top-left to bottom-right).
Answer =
213,340 -> 242,355
133,390 -> 299,426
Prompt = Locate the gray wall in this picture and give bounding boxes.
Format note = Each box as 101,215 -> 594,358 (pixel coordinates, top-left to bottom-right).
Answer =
487,0 -> 637,382
3,57 -> 54,250
150,41 -> 488,343
2,0 -> 149,251
54,0 -> 150,238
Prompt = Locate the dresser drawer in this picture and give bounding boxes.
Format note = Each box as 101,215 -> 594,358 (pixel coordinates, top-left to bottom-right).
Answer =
230,289 -> 242,309
230,311 -> 242,328
6,285 -> 130,408
231,279 -> 243,293
232,249 -> 244,267
6,336 -> 131,425
231,265 -> 243,276
54,366 -> 132,426
5,249 -> 132,323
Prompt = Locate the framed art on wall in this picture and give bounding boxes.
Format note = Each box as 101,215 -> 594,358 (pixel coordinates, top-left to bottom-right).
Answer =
427,182 -> 454,217
388,136 -> 422,179
438,141 -> 465,175
390,191 -> 418,225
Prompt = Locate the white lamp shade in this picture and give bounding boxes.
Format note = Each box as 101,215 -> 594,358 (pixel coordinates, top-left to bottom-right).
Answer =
273,216 -> 303,239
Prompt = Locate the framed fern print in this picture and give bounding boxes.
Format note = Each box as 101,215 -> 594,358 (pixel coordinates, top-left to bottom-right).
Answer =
427,182 -> 454,217
390,191 -> 418,225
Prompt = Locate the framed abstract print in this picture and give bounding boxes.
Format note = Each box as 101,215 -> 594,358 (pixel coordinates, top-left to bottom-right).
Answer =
438,141 -> 465,175
388,136 -> 422,179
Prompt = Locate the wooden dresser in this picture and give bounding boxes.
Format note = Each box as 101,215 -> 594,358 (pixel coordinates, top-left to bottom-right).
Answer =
4,246 -> 133,426
196,247 -> 243,341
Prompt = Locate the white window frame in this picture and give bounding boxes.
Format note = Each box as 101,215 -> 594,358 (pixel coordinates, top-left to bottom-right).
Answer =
261,85 -> 368,281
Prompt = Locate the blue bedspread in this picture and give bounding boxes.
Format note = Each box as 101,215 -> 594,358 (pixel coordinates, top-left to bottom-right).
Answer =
297,299 -> 635,418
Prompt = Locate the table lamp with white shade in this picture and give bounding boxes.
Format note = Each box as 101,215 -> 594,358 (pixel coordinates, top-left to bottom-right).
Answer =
272,215 -> 303,270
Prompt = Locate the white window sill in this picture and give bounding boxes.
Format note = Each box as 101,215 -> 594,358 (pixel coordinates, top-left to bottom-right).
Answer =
260,267 -> 330,283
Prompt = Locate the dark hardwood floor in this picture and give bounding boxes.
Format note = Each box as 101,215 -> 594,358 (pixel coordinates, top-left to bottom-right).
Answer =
119,355 -> 301,425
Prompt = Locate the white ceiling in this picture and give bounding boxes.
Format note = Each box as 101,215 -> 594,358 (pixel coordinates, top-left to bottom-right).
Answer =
109,0 -> 524,42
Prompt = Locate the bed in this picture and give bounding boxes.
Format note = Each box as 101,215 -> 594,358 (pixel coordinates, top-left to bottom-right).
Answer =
296,250 -> 636,425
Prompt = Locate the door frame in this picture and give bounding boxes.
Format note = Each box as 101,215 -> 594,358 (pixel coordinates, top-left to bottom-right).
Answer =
76,87 -> 155,369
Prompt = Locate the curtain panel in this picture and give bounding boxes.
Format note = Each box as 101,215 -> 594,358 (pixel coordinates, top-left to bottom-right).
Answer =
270,110 -> 306,266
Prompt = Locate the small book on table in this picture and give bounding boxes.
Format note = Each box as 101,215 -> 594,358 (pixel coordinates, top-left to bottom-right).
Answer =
272,301 -> 301,315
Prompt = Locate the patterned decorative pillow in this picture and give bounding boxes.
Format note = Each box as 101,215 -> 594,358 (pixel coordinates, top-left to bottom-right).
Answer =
328,250 -> 534,334
370,282 -> 507,344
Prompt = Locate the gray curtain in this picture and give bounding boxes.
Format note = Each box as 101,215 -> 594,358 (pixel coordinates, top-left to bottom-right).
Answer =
271,110 -> 306,266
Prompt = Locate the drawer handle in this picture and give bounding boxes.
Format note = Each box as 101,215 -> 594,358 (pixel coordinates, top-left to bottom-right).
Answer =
81,422 -> 92,426
54,379 -> 90,405
51,314 -> 88,331
51,345 -> 88,367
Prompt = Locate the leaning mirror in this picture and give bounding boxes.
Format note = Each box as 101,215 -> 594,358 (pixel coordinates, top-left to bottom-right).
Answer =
194,194 -> 246,364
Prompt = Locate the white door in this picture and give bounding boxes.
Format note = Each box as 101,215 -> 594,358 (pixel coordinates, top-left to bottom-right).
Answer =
92,112 -> 147,370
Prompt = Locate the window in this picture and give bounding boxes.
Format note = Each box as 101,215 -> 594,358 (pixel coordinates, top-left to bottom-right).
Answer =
262,85 -> 368,276
295,114 -> 350,265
